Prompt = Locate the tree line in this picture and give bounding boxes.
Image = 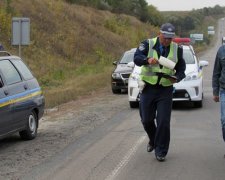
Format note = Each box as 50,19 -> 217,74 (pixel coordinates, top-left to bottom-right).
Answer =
65,0 -> 164,26
65,0 -> 225,37
165,5 -> 225,37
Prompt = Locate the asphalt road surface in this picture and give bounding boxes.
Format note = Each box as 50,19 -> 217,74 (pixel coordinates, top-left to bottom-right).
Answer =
1,18 -> 225,180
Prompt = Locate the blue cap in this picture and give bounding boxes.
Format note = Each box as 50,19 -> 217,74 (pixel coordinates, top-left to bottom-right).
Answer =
160,23 -> 175,38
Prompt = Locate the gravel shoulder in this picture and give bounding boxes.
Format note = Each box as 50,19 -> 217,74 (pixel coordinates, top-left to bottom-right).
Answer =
0,87 -> 128,180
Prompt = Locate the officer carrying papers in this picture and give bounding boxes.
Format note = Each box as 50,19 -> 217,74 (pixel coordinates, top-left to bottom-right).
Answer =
157,56 -> 177,81
158,56 -> 176,70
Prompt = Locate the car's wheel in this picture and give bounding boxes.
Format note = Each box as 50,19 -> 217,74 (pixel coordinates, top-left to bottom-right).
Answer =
19,111 -> 38,140
129,101 -> 139,108
194,100 -> 202,108
112,89 -> 121,94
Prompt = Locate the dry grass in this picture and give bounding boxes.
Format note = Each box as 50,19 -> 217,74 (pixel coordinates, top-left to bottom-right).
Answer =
0,0 -> 158,108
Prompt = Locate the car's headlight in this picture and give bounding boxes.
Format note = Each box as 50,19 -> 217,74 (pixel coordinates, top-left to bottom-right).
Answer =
112,73 -> 121,79
183,72 -> 199,81
130,73 -> 139,81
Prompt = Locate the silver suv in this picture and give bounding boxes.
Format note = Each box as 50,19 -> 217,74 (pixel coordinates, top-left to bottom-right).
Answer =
111,48 -> 136,94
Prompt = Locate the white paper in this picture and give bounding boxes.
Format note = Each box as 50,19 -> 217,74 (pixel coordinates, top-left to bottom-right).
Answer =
158,56 -> 175,70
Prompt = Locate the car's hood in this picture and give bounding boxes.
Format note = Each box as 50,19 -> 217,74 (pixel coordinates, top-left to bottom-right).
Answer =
114,64 -> 133,73
132,65 -> 141,74
131,64 -> 198,76
185,64 -> 198,75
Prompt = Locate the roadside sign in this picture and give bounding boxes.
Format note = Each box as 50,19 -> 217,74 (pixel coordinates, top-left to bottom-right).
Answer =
208,31 -> 215,35
12,17 -> 30,57
208,26 -> 214,31
12,17 -> 30,45
190,34 -> 203,41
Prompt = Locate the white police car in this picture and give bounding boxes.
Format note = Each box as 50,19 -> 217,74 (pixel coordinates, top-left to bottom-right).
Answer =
128,39 -> 208,108
0,51 -> 45,140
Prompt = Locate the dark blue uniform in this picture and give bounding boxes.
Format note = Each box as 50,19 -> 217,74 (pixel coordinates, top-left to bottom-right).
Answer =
134,37 -> 186,158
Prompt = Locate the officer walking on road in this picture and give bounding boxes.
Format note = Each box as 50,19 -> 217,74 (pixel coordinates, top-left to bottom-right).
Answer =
134,23 -> 186,161
212,44 -> 225,157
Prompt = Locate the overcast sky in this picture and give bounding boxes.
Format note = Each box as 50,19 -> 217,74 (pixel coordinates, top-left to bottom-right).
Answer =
146,0 -> 225,11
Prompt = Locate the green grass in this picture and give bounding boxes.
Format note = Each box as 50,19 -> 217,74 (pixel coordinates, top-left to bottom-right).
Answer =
0,0 -> 155,108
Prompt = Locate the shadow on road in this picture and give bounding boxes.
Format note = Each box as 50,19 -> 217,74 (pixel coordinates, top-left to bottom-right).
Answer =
172,101 -> 201,110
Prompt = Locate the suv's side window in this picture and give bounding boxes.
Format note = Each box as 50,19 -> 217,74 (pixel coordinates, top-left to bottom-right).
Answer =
11,59 -> 33,80
0,60 -> 22,85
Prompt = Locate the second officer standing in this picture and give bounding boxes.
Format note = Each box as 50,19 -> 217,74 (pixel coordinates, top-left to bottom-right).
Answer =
134,23 -> 186,161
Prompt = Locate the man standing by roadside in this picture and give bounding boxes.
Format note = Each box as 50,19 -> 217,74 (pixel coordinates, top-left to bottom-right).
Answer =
134,23 -> 186,162
212,44 -> 225,157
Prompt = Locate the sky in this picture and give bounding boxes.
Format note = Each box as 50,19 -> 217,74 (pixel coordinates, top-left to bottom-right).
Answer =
146,0 -> 225,11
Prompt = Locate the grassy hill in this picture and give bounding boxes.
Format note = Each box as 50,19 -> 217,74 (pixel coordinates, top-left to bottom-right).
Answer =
0,0 -> 158,107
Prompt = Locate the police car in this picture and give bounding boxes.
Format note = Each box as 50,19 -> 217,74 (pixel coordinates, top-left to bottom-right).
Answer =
128,38 -> 209,108
0,51 -> 45,140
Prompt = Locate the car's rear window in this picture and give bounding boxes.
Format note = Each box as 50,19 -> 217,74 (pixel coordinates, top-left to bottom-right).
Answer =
183,49 -> 195,64
11,59 -> 34,80
119,52 -> 134,64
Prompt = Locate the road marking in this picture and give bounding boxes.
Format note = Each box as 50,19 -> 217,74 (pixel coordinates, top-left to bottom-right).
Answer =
105,135 -> 146,180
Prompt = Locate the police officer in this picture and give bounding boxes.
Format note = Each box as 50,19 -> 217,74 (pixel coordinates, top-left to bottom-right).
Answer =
134,23 -> 186,162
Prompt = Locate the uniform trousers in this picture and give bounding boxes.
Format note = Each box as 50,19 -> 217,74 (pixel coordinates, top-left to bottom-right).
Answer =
139,83 -> 173,157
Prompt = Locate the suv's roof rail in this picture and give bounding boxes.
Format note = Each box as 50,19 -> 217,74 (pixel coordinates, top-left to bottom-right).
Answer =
0,51 -> 11,56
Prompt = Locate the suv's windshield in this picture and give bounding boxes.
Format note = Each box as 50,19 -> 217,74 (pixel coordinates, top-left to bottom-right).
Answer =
119,52 -> 134,64
183,49 -> 195,64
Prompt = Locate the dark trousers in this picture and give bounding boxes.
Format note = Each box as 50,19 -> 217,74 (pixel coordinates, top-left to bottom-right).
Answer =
139,84 -> 173,156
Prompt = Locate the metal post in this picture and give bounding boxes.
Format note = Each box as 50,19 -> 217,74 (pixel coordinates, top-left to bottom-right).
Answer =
19,19 -> 21,57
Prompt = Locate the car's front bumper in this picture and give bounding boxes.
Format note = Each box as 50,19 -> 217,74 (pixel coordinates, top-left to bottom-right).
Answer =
128,78 -> 203,103
173,78 -> 203,102
111,78 -> 128,90
111,72 -> 131,91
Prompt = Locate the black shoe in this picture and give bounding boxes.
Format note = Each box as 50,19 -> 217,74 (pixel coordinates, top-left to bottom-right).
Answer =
156,155 -> 165,162
147,144 -> 154,152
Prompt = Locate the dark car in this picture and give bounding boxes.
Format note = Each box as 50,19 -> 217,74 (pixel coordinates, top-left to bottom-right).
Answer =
0,51 -> 45,140
111,48 -> 136,94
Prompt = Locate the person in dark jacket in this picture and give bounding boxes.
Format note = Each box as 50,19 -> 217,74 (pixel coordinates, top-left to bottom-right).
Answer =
212,44 -> 225,157
134,23 -> 186,162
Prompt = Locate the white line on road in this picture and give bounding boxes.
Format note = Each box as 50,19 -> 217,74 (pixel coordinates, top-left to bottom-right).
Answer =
105,135 -> 146,180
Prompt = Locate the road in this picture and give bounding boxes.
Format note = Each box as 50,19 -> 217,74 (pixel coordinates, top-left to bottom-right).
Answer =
1,19 -> 225,180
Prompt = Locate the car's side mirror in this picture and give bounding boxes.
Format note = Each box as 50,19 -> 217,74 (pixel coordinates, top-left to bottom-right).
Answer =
113,61 -> 118,65
199,60 -> 209,68
127,61 -> 135,68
